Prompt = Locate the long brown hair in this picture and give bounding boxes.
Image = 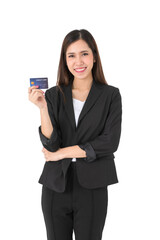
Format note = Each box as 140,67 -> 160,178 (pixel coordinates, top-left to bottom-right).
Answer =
56,29 -> 108,101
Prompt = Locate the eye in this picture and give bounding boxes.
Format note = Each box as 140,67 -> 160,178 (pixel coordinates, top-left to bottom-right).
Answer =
83,53 -> 88,56
68,55 -> 74,58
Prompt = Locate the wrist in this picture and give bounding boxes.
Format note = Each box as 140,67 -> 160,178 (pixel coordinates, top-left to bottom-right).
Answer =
59,145 -> 86,159
40,105 -> 48,112
59,148 -> 67,159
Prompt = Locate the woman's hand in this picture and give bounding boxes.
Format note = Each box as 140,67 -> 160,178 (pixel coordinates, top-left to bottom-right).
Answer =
42,147 -> 63,162
28,86 -> 47,109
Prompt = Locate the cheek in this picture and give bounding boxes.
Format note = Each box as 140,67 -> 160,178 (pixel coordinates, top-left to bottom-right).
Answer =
66,60 -> 74,70
86,56 -> 94,65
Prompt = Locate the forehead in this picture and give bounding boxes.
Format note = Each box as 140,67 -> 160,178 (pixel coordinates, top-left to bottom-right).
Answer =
66,39 -> 91,53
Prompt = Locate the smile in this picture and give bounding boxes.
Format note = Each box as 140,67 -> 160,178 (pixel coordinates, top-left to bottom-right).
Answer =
74,67 -> 87,73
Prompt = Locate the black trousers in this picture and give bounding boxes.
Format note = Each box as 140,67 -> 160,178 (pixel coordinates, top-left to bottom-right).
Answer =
41,162 -> 108,240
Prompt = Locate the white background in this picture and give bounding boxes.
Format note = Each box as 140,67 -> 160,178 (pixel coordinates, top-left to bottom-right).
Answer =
0,0 -> 160,239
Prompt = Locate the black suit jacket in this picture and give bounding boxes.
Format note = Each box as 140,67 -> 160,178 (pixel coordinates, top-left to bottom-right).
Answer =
38,78 -> 122,192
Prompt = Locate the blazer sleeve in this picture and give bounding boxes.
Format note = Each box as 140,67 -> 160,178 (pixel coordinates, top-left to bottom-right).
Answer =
78,88 -> 122,163
38,89 -> 62,152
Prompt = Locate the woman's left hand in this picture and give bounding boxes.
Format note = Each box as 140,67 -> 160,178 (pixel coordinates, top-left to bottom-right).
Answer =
42,147 -> 63,162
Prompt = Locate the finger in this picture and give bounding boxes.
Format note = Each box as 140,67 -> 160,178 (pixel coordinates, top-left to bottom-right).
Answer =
28,86 -> 39,94
30,89 -> 45,95
42,147 -> 46,152
30,91 -> 45,101
29,86 -> 39,90
29,92 -> 43,102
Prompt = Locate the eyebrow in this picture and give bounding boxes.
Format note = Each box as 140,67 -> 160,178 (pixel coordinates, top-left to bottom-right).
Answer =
67,50 -> 89,55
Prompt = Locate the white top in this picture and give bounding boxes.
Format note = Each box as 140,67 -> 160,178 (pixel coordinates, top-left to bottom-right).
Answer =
72,98 -> 86,162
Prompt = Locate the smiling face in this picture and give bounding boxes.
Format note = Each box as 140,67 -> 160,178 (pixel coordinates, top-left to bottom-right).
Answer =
66,39 -> 95,81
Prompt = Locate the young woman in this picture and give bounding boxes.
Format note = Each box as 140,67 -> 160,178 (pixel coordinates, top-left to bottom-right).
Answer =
28,29 -> 122,240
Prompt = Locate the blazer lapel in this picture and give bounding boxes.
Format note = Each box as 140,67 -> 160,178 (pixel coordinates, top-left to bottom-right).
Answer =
61,78 -> 105,182
63,78 -> 103,131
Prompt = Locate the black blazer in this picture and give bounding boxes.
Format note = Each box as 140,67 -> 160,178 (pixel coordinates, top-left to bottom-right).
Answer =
38,78 -> 122,193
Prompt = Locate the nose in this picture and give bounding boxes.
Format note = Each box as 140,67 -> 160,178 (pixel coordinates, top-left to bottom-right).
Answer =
75,55 -> 84,65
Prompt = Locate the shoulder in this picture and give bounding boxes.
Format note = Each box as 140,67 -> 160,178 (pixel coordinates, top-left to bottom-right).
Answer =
99,83 -> 120,96
96,83 -> 122,105
105,83 -> 119,91
45,85 -> 60,99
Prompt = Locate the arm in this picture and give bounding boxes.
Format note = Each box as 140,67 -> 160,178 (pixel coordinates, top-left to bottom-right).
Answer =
78,88 -> 122,163
59,145 -> 87,159
40,106 -> 53,139
39,89 -> 62,152
42,145 -> 87,162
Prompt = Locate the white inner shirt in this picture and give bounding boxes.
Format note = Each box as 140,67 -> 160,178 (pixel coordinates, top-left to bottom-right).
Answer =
72,98 -> 86,162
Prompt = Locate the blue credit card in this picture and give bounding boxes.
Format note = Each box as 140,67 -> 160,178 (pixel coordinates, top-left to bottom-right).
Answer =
30,78 -> 48,89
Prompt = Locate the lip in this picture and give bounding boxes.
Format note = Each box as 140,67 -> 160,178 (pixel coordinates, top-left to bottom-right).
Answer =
74,67 -> 87,73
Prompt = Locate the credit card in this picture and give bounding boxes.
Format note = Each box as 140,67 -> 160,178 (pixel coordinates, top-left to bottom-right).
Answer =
30,78 -> 48,89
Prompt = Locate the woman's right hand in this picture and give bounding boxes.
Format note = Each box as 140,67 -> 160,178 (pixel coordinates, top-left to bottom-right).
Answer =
28,86 -> 47,109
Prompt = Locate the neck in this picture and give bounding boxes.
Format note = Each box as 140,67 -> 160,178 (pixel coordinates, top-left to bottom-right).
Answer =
72,77 -> 93,91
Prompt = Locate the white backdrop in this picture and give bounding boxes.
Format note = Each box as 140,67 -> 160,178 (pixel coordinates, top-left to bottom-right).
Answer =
0,0 -> 160,239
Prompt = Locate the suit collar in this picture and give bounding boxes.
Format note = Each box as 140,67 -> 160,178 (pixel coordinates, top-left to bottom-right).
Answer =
63,78 -> 104,131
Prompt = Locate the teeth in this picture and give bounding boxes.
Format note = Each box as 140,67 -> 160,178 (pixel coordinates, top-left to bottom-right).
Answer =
75,68 -> 86,72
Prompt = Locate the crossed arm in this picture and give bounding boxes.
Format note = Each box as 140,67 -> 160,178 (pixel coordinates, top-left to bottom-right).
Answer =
39,90 -> 86,162
39,87 -> 122,163
42,144 -> 86,162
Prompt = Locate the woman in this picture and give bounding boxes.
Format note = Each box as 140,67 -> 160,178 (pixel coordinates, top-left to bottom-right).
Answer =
28,29 -> 122,240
